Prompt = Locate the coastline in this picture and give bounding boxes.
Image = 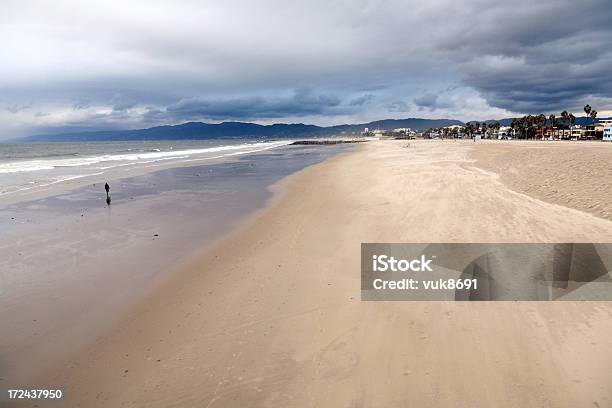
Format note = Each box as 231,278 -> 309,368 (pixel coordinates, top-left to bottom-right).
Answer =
0,140 -> 295,207
0,143 -> 349,391
44,140 -> 612,407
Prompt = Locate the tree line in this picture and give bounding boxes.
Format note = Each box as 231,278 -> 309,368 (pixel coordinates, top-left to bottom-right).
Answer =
508,105 -> 598,139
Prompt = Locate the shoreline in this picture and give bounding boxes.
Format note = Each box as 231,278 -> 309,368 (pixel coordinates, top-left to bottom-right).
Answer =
24,144 -> 360,397
0,144 -> 350,390
42,140 -> 612,407
0,140 -> 297,207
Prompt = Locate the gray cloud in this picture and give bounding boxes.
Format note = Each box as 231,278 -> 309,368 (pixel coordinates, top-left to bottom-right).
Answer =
72,100 -> 90,110
110,94 -> 138,112
433,0 -> 612,113
461,53 -> 612,113
387,100 -> 410,113
414,93 -> 439,111
1,0 -> 611,138
5,103 -> 32,114
349,94 -> 374,106
158,89 -> 343,121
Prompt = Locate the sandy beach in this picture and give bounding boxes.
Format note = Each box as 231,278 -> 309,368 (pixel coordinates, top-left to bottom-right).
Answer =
44,140 -> 612,407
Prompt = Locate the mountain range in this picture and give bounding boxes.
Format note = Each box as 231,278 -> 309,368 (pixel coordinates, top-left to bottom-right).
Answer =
22,118 -> 464,141
21,116 -> 608,142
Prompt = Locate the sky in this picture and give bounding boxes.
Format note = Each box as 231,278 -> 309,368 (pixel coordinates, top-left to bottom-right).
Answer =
1,0 -> 612,138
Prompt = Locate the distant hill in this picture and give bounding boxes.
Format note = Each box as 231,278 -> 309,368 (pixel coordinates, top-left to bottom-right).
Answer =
23,118 -> 465,142
327,118 -> 464,134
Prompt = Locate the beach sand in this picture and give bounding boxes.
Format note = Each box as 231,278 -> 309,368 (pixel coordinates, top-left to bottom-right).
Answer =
472,141 -> 612,221
46,140 -> 612,407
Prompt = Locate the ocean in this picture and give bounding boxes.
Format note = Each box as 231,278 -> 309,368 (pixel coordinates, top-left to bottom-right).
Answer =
0,139 -> 293,199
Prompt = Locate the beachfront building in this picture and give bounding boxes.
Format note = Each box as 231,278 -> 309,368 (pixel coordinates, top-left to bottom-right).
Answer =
498,126 -> 515,139
393,128 -> 412,134
535,127 -> 573,140
559,129 -> 572,139
372,129 -> 384,138
535,127 -> 554,140
389,128 -> 416,139
425,130 -> 441,138
445,125 -> 463,131
442,125 -> 464,139
602,120 -> 612,141
585,123 -> 604,139
571,125 -> 585,140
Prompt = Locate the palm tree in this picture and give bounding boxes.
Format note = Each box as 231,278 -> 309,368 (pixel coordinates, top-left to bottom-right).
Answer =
442,127 -> 449,138
567,113 -> 576,139
487,121 -> 500,139
517,117 -> 527,139
559,111 -> 569,139
524,115 -> 533,139
584,104 -> 593,137
520,117 -> 528,139
548,114 -> 557,138
560,110 -> 569,124
510,118 -> 521,138
533,114 -> 545,139
589,110 -> 599,139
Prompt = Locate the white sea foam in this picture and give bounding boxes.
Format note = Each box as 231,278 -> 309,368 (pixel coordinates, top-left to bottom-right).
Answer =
0,141 -> 292,174
0,140 -> 296,198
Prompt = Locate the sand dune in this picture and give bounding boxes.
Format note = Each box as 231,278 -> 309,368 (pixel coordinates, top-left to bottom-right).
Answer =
49,140 -> 612,407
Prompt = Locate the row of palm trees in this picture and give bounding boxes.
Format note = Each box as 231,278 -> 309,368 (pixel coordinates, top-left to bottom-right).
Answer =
425,104 -> 600,139
462,121 -> 500,137
428,121 -> 501,138
509,105 -> 598,139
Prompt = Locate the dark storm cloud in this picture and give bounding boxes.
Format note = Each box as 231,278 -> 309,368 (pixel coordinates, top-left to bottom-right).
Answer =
2,0 -> 612,138
160,89 -> 343,121
436,0 -> 612,112
413,93 -> 439,111
461,55 -> 612,113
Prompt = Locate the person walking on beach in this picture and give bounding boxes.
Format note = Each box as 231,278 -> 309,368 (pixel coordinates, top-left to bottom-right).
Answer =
104,182 -> 111,205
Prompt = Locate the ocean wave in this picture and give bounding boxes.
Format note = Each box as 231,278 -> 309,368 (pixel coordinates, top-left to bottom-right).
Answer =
0,141 -> 292,174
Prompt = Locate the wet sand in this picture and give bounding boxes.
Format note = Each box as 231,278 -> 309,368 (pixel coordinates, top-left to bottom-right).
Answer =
0,144 -> 346,391
30,140 -> 612,407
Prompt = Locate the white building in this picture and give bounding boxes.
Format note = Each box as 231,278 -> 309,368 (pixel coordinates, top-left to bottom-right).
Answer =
393,128 -> 412,133
498,126 -> 515,139
602,120 -> 612,141
571,125 -> 585,140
